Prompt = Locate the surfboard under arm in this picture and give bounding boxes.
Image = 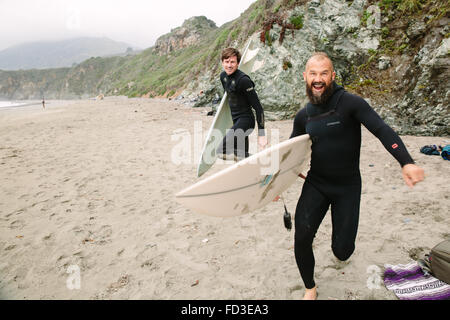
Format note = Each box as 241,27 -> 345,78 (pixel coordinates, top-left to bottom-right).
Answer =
179,134 -> 312,217
196,93 -> 233,177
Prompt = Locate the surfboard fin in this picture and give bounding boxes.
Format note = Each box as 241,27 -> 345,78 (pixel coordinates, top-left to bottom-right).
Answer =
283,205 -> 292,231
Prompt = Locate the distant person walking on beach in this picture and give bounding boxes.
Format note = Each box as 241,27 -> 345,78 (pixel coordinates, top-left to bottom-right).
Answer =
217,47 -> 267,160
290,52 -> 425,300
42,97 -> 45,110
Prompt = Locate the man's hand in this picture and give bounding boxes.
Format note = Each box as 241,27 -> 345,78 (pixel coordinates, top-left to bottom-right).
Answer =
402,163 -> 425,188
258,135 -> 268,149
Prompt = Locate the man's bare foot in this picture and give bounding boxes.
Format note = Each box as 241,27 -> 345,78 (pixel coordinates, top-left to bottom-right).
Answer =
302,286 -> 317,300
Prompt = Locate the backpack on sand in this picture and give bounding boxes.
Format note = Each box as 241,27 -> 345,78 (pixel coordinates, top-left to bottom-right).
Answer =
441,145 -> 450,160
429,240 -> 450,284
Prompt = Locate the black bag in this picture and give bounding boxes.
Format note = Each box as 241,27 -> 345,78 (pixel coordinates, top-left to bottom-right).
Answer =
419,145 -> 440,155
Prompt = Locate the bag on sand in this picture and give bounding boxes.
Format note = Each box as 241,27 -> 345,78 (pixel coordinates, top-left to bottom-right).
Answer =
429,240 -> 450,284
441,145 -> 450,161
420,145 -> 440,155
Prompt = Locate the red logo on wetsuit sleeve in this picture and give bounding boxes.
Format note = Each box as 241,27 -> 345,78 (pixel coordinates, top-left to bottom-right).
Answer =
392,143 -> 398,149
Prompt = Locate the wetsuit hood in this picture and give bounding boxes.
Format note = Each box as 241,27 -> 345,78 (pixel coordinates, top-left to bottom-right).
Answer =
332,82 -> 344,94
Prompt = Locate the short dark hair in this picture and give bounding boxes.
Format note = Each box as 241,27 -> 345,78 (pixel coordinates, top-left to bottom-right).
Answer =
221,47 -> 241,63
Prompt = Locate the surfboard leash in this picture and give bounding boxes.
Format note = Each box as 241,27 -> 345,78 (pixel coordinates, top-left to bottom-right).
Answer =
280,195 -> 292,231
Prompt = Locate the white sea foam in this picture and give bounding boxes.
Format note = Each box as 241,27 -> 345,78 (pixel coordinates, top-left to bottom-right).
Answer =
0,101 -> 25,108
0,100 -> 41,109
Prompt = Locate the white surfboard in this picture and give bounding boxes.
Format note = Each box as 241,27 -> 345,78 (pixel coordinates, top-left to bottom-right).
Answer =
177,134 -> 311,217
196,36 -> 262,177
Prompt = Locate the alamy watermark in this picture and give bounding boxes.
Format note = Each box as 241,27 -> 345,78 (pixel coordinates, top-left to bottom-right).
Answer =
170,121 -> 282,175
65,6 -> 81,31
66,265 -> 81,290
366,5 -> 381,30
366,265 -> 382,289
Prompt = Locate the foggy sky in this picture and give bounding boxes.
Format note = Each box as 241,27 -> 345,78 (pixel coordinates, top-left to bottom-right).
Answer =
0,0 -> 256,51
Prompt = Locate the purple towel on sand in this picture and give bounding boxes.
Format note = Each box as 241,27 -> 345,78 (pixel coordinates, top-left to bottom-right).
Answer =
384,261 -> 450,300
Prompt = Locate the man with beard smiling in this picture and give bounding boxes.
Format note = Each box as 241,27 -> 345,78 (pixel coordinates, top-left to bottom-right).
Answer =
290,52 -> 425,300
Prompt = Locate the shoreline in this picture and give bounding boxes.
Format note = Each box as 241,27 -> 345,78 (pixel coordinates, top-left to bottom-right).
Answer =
0,99 -> 80,110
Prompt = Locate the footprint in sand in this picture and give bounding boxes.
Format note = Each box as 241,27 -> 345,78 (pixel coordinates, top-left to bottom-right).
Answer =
406,246 -> 428,260
18,194 -> 29,200
91,225 -> 113,245
5,244 -> 16,251
107,274 -> 131,293
289,284 -> 303,293
140,253 -> 164,272
42,233 -> 54,244
9,219 -> 25,229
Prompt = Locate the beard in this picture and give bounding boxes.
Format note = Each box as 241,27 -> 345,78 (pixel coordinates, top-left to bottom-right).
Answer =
306,80 -> 335,105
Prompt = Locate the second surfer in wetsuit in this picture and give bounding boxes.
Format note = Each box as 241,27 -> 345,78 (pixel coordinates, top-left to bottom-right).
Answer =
217,47 -> 267,160
290,52 -> 425,300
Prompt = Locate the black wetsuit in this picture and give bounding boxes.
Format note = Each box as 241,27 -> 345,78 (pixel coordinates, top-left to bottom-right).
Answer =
218,69 -> 265,158
290,83 -> 414,289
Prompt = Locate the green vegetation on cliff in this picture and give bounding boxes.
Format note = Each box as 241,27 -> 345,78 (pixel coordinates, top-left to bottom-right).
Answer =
103,0 -> 307,97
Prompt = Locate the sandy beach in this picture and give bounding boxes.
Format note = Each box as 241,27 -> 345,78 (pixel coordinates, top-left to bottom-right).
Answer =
0,97 -> 448,300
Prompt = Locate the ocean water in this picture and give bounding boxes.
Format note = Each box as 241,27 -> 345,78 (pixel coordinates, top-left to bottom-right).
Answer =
0,100 -> 41,109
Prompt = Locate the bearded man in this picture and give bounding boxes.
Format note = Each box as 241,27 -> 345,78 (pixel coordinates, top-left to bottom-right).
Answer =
290,52 -> 425,300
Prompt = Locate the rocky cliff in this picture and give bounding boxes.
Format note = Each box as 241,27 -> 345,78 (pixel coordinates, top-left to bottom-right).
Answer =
153,16 -> 217,55
189,0 -> 449,136
0,0 -> 448,135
